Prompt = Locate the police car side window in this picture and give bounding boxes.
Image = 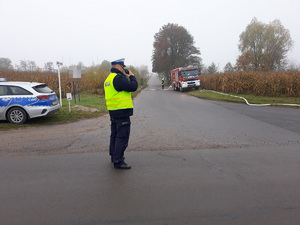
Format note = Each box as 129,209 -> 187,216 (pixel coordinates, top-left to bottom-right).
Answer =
10,86 -> 33,95
0,86 -> 8,96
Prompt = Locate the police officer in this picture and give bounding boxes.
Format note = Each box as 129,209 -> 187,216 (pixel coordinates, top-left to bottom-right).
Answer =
104,58 -> 138,169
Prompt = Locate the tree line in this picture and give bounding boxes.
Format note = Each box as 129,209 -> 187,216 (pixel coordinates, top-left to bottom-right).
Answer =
0,58 -> 59,72
152,18 -> 299,77
0,58 -> 149,77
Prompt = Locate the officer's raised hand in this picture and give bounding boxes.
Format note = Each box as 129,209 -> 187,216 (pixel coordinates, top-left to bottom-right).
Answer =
127,70 -> 134,77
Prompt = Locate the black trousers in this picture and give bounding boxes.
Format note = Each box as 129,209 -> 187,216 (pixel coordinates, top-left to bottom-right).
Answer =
109,117 -> 131,164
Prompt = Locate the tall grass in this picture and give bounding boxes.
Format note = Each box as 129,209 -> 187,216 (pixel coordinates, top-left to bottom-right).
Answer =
200,71 -> 300,97
84,66 -> 109,95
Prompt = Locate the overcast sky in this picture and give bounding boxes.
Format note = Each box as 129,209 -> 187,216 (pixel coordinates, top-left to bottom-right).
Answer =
1,0 -> 299,72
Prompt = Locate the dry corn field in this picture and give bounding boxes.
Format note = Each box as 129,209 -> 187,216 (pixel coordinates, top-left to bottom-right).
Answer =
0,71 -> 108,97
200,71 -> 300,97
2,70 -> 300,97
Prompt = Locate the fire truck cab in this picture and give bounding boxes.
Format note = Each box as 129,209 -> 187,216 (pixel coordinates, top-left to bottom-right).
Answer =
171,66 -> 200,92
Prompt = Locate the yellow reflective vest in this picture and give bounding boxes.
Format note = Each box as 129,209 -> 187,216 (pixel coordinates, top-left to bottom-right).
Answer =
104,73 -> 133,110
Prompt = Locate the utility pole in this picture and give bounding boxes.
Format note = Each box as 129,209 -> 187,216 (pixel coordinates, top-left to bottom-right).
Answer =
57,62 -> 63,106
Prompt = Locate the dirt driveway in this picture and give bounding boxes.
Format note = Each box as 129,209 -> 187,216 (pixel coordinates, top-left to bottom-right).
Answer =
0,116 -> 111,157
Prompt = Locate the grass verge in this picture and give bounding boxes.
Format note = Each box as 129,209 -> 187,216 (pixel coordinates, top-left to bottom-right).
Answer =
188,89 -> 300,106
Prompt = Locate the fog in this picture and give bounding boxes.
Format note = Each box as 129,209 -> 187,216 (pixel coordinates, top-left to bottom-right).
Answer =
1,0 -> 299,71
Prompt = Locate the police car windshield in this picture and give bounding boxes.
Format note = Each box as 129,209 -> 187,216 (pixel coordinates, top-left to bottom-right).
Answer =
182,69 -> 198,78
33,84 -> 54,93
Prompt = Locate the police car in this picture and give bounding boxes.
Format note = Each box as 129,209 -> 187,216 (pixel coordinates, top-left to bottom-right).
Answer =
0,78 -> 61,124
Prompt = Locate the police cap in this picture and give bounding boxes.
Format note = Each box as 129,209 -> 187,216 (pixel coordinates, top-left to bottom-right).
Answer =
111,58 -> 126,67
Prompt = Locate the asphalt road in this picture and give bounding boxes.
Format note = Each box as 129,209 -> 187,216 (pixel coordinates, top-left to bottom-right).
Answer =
1,75 -> 300,225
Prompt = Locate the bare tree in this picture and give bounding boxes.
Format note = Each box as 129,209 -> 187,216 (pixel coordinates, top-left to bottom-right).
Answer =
44,62 -> 54,72
207,62 -> 218,74
223,62 -> 234,73
139,65 -> 149,77
28,61 -> 37,71
238,18 -> 293,71
152,23 -> 201,77
19,60 -> 28,71
0,57 -> 13,70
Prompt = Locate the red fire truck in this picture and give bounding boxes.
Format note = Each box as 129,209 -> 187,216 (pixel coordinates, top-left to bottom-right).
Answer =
171,66 -> 200,92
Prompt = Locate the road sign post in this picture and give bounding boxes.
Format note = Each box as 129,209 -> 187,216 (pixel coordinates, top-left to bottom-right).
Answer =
69,64 -> 85,104
57,62 -> 63,106
66,93 -> 72,112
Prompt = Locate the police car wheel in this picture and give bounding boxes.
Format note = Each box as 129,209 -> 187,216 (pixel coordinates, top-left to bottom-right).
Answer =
7,107 -> 27,125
